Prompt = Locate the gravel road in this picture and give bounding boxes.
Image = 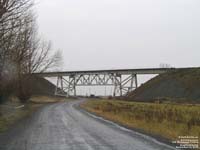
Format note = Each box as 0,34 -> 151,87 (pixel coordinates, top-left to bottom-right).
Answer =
0,100 -> 176,150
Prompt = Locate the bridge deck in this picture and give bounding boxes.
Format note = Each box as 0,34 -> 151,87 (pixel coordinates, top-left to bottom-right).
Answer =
33,68 -> 179,77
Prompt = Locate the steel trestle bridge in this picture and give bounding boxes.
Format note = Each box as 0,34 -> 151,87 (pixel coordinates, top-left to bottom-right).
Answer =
34,68 -> 180,97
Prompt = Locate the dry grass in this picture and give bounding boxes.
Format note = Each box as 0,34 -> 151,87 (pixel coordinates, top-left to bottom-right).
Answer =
81,99 -> 200,140
30,95 -> 67,103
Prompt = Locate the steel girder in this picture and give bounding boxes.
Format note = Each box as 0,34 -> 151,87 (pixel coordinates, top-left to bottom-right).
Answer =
55,73 -> 138,97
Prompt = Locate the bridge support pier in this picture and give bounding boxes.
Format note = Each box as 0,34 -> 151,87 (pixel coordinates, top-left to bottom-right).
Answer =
54,73 -> 138,97
113,74 -> 138,97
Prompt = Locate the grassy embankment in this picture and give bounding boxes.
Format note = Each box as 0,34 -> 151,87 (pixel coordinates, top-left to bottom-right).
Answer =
81,100 -> 200,140
0,96 -> 66,132
127,68 -> 200,103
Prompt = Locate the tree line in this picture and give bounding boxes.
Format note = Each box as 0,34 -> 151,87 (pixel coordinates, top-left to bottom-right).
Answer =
0,0 -> 62,103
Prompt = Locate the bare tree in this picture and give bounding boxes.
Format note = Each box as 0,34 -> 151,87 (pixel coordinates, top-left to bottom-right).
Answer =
0,0 -> 33,102
30,41 -> 62,73
11,13 -> 62,102
0,0 -> 62,102
0,0 -> 33,77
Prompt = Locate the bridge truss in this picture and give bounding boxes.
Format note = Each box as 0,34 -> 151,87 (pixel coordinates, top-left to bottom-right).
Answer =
55,73 -> 138,96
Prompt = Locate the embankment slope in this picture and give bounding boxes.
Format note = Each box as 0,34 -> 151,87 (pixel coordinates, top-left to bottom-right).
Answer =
28,76 -> 56,96
127,68 -> 200,103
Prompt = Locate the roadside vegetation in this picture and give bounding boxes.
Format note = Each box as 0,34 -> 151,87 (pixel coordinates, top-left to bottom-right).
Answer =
81,99 -> 200,140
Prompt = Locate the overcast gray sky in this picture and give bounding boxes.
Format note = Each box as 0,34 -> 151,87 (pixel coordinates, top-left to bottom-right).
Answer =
35,0 -> 200,71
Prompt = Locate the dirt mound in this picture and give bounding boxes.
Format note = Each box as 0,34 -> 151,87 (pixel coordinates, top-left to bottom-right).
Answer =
28,76 -> 56,96
127,68 -> 200,103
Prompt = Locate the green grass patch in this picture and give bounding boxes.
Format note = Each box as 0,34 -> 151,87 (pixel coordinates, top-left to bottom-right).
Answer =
81,99 -> 200,140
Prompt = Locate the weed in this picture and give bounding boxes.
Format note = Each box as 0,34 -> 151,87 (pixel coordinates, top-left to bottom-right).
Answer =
81,100 -> 200,140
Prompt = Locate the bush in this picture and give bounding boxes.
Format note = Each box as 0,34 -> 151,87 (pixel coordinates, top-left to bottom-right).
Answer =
17,91 -> 31,103
0,79 -> 16,103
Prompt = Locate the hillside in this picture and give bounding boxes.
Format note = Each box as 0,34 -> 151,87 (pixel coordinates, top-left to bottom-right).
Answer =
127,68 -> 200,103
28,76 -> 56,96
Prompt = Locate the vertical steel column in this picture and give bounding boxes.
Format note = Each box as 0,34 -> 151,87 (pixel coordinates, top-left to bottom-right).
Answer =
113,74 -> 117,97
60,76 -> 63,92
119,74 -> 122,96
73,75 -> 76,96
55,76 -> 64,96
129,74 -> 134,93
135,74 -> 138,88
55,76 -> 59,95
